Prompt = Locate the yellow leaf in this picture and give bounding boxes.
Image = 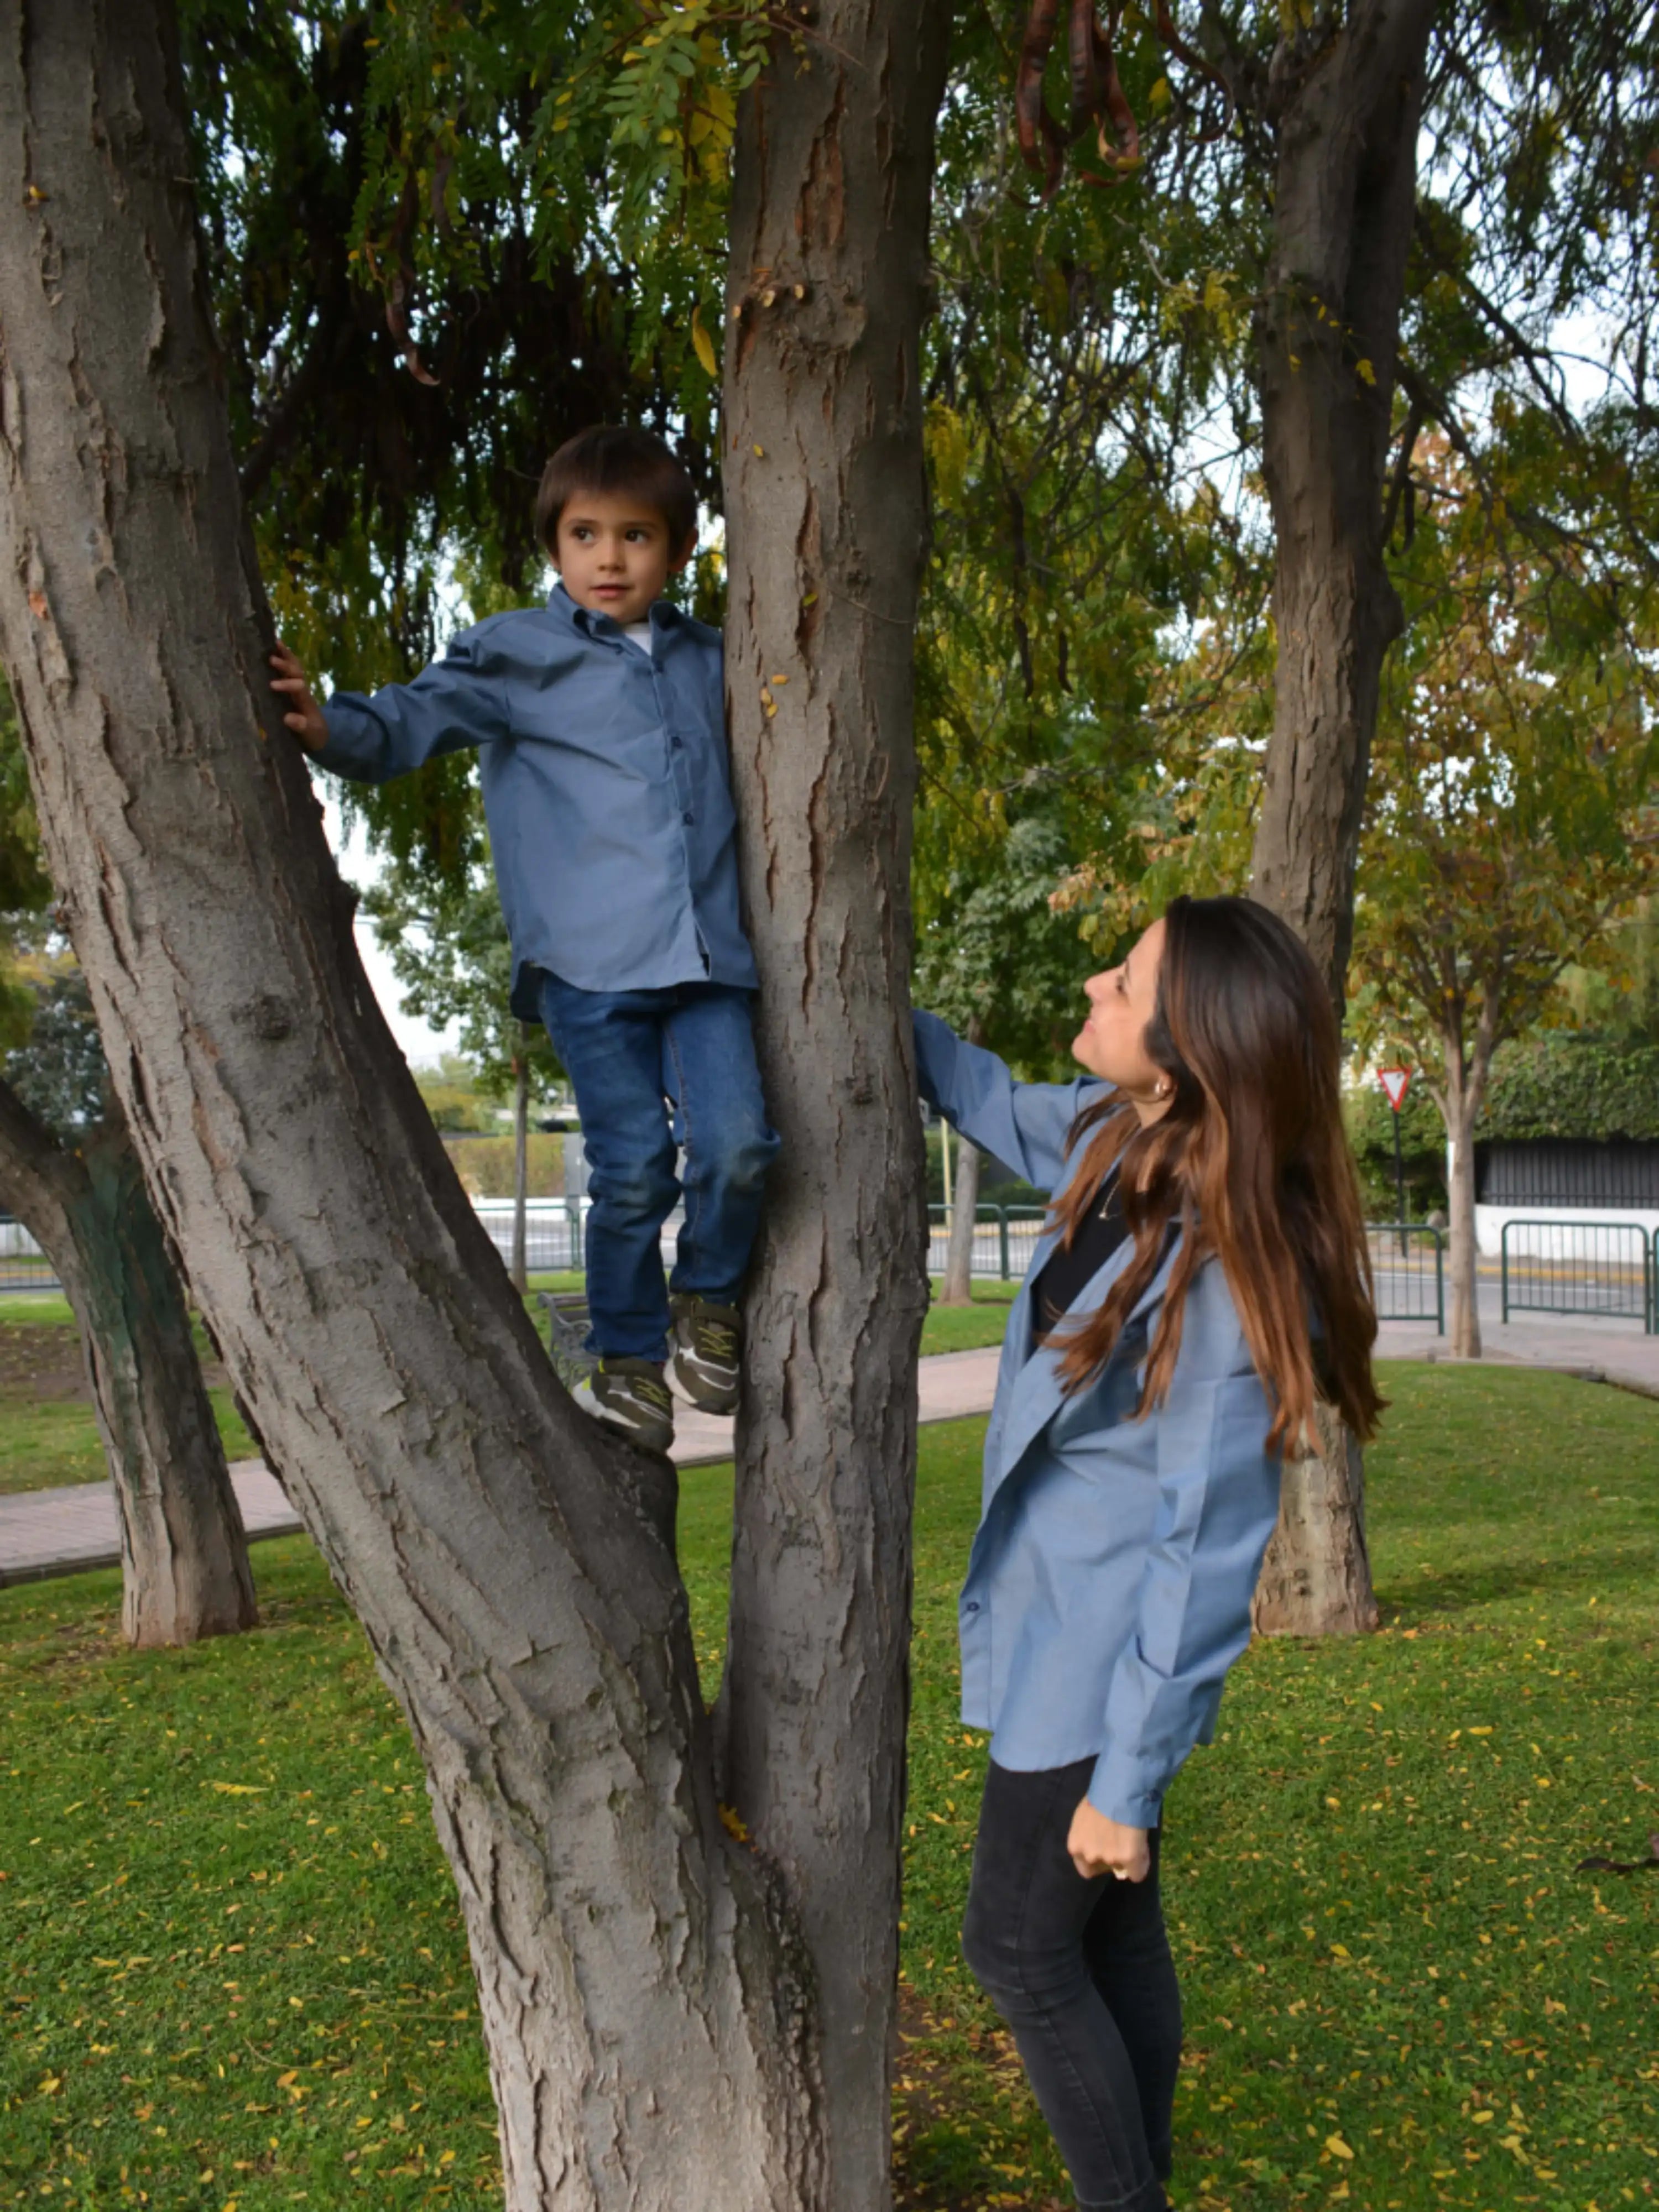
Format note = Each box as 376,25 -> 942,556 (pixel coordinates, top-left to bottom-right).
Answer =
210,1782 -> 267,1796
1326,2133 -> 1354,2159
690,305 -> 718,380
1356,357 -> 1376,384
39,2076 -> 61,2095
1473,2109 -> 1495,2124
718,1803 -> 749,1842
752,443 -> 765,458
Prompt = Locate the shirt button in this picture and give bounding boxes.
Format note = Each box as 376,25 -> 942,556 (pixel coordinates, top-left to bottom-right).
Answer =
671,735 -> 683,750
963,1599 -> 981,1614
683,810 -> 695,825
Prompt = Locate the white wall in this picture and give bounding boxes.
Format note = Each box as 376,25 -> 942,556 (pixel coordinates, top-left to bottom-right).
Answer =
1474,1204 -> 1659,1259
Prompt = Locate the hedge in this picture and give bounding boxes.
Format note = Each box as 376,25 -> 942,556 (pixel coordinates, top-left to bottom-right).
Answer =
1476,1033 -> 1659,1143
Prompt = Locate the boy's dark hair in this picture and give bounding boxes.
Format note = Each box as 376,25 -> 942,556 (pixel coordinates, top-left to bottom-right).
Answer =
535,426 -> 697,557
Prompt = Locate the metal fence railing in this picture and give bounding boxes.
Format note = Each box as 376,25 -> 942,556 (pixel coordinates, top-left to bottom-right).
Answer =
0,1217 -> 59,1293
7,1201 -> 1658,1337
471,1198 -> 593,1275
1365,1223 -> 1446,1330
927,1204 -> 1051,1281
1499,1218 -> 1656,1333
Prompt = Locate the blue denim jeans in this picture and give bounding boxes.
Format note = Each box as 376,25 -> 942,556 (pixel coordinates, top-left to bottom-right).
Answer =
535,971 -> 779,1363
962,1759 -> 1178,2210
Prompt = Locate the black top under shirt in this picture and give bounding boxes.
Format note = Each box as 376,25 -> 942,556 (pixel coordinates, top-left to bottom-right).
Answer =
1033,1170 -> 1128,1330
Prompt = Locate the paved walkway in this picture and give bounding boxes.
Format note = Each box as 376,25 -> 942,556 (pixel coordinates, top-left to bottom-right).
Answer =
5,1319 -> 1657,1592
0,1346 -> 1006,1591
1374,1309 -> 1659,1395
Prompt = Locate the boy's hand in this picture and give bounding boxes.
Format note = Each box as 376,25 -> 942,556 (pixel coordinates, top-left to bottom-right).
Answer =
269,642 -> 328,755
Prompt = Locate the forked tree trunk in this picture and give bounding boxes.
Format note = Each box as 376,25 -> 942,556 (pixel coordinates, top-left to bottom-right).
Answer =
718,3 -> 950,2203
0,6 -> 938,2203
0,1078 -> 257,1644
940,1134 -> 981,1305
1245,0 -> 1436,1638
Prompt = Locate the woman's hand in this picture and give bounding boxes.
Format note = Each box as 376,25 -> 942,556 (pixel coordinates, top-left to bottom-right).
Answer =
1067,1797 -> 1150,1884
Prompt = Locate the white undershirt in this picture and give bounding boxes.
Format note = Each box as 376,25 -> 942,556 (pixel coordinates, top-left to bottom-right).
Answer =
622,621 -> 653,656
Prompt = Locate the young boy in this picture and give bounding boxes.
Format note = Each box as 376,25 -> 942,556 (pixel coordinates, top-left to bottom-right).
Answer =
270,425 -> 778,1455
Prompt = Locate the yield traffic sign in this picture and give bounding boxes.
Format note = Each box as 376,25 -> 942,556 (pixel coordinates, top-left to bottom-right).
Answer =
1377,1066 -> 1413,1112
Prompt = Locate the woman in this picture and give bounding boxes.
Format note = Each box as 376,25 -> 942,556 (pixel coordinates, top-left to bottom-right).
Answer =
915,894 -> 1381,2212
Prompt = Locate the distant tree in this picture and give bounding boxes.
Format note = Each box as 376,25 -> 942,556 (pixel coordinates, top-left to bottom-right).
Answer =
915,817 -> 1092,1300
1350,453 -> 1659,1357
0,700 -> 255,1647
364,846 -> 563,1292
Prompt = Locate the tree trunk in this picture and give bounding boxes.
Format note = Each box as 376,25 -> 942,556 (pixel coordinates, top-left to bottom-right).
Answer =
940,1134 -> 981,1305
718,1 -> 951,2201
1249,0 -> 1437,1000
1244,1 -> 1434,1640
1445,1106 -> 1480,1358
511,1037 -> 529,1295
0,8 -> 844,2203
0,1077 -> 257,1644
1251,1401 -> 1380,1637
1441,1018 -> 1495,1361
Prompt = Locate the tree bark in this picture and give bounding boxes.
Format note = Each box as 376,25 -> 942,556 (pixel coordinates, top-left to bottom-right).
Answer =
511,1036 -> 529,1295
1440,1014 -> 1496,1361
1243,0 -> 1435,1640
1249,0 -> 1438,1003
718,2 -> 951,2202
940,1134 -> 981,1305
0,1076 -> 257,1644
0,8 -> 843,2203
1251,1401 -> 1380,1637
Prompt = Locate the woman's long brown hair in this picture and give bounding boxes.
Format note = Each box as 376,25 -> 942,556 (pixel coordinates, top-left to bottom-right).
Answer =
1046,895 -> 1383,1453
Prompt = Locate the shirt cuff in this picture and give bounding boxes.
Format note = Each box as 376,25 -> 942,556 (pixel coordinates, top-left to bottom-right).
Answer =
312,697 -> 377,778
1086,1751 -> 1163,1832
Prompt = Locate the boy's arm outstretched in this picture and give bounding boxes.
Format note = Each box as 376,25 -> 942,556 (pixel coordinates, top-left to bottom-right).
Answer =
268,634 -> 506,783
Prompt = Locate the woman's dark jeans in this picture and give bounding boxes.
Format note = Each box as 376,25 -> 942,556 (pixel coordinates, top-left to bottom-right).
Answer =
962,1758 -> 1181,2212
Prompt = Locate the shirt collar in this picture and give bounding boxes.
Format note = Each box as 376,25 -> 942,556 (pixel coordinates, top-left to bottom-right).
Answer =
550,581 -> 684,642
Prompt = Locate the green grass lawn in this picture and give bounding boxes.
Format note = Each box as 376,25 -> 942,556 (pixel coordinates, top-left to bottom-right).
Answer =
0,1296 -> 257,1492
922,1278 -> 1020,1356
3,1365 -> 1656,2210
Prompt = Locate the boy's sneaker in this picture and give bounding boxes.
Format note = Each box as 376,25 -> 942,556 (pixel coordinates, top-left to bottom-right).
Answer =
669,1294 -> 743,1415
572,1358 -> 675,1454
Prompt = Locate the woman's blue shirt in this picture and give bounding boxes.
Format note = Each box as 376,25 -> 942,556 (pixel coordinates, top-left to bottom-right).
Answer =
915,1012 -> 1284,1829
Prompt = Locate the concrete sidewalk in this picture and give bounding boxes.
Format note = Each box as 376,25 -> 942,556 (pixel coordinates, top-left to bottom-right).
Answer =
1373,1311 -> 1659,1397
6,1319 -> 1657,1593
0,1345 -> 1006,1591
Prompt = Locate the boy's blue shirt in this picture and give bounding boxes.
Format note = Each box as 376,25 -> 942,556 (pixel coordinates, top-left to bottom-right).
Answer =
314,583 -> 759,1012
